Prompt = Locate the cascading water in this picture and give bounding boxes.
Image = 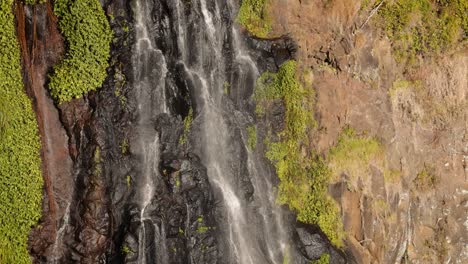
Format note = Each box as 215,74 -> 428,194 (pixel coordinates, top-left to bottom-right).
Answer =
130,0 -> 291,263
132,0 -> 169,263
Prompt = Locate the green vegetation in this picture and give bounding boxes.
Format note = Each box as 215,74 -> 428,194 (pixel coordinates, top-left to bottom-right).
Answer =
93,147 -> 102,176
282,248 -> 290,264
413,166 -> 437,191
126,175 -> 131,187
247,125 -> 257,150
379,0 -> 467,64
24,0 -> 46,4
389,79 -> 421,99
179,107 -> 193,145
223,81 -> 230,94
120,138 -> 129,155
49,0 -> 113,103
174,171 -> 181,187
328,127 -> 384,182
178,227 -> 185,236
312,253 -> 330,264
121,245 -> 132,255
237,0 -> 271,37
256,61 -> 343,247
0,100 -> 7,139
0,1 -> 43,262
197,226 -> 210,233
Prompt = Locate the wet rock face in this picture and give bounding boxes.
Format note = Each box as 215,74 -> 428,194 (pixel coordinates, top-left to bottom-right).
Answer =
26,0 -> 352,263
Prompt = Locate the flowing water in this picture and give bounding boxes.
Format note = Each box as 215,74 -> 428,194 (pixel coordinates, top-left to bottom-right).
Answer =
133,0 -> 169,263
131,0 -> 290,263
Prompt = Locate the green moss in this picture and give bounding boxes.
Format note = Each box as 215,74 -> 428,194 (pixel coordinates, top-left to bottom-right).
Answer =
179,107 -> 193,145
0,1 -> 43,263
126,175 -> 131,187
49,0 -> 113,103
312,253 -> 330,264
328,127 -> 384,182
247,125 -> 257,150
413,166 -> 437,191
256,61 -> 343,247
121,245 -> 133,255
24,0 -> 46,4
379,0 -> 467,64
120,138 -> 129,155
237,0 -> 271,37
197,226 -> 210,233
178,227 -> 185,236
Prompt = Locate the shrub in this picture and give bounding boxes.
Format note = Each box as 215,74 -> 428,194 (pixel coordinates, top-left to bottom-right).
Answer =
378,0 -> 467,64
237,0 -> 272,37
49,0 -> 113,103
0,1 -> 43,263
256,61 -> 343,247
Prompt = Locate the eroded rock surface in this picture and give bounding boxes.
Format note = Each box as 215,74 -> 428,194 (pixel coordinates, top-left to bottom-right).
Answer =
269,0 -> 467,263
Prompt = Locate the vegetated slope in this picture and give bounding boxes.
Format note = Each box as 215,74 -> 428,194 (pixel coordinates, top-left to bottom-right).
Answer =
255,61 -> 344,248
247,0 -> 467,263
0,1 -> 43,263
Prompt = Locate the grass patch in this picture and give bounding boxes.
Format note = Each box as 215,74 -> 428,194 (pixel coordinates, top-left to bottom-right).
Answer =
0,1 -> 43,262
237,0 -> 272,38
256,61 -> 343,247
378,0 -> 467,65
328,127 -> 384,183
49,0 -> 113,103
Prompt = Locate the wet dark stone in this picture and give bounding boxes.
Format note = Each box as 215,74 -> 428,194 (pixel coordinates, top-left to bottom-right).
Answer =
28,0 -> 351,263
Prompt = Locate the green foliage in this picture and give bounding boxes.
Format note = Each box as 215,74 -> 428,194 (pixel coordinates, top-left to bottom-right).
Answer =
328,127 -> 384,182
179,107 -> 193,145
178,227 -> 185,236
197,226 -> 210,233
121,245 -> 132,255
120,138 -> 129,154
24,0 -> 46,4
93,147 -> 102,176
0,100 -> 7,139
413,166 -> 437,191
237,0 -> 271,37
49,0 -> 113,103
223,81 -> 230,95
126,175 -> 131,187
247,125 -> 257,150
0,1 -> 43,263
256,61 -> 343,247
379,0 -> 467,64
312,253 -> 330,264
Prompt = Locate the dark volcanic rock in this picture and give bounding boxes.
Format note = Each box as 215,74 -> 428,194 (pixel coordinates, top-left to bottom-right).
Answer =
25,0 -> 351,263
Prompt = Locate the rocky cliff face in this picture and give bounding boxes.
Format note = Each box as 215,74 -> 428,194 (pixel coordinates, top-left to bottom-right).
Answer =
22,1 -> 466,263
269,0 -> 467,263
24,0 -> 351,263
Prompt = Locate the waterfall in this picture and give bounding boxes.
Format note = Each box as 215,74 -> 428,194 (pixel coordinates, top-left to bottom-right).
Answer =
131,0 -> 290,263
132,0 -> 169,263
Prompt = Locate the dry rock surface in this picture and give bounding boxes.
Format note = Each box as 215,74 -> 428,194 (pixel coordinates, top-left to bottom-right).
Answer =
269,0 -> 467,263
